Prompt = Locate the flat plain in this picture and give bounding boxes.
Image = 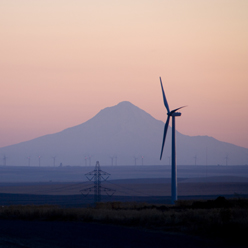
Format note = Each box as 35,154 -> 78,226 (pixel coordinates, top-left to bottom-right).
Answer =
0,165 -> 247,206
0,165 -> 247,247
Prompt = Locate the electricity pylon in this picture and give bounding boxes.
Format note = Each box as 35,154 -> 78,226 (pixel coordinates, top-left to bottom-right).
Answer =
81,161 -> 115,204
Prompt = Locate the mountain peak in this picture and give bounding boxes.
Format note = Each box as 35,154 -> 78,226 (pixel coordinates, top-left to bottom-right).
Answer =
96,101 -> 157,126
117,101 -> 133,106
116,101 -> 135,107
0,102 -> 247,166
101,101 -> 138,113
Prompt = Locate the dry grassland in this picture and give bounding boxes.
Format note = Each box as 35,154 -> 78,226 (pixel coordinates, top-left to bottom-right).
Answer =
0,197 -> 247,246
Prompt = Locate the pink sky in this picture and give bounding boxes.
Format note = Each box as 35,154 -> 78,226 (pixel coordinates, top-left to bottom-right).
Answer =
0,1 -> 248,148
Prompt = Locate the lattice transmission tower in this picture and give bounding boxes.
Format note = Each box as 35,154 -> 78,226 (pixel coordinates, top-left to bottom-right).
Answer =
81,161 -> 115,204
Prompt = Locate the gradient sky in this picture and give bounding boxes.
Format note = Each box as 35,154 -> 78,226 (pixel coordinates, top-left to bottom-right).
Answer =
1,0 -> 248,149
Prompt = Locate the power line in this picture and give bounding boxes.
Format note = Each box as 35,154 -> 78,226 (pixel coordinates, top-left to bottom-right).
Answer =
103,180 -> 152,197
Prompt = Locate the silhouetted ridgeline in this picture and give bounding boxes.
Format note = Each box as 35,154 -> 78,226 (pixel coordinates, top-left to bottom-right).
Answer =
0,102 -> 248,166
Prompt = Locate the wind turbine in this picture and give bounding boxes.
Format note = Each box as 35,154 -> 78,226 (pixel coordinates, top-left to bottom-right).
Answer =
52,156 -> 56,167
26,156 -> 31,166
38,155 -> 42,167
225,155 -> 229,166
88,155 -> 93,166
193,155 -> 197,166
134,156 -> 138,166
159,77 -> 185,204
110,156 -> 114,166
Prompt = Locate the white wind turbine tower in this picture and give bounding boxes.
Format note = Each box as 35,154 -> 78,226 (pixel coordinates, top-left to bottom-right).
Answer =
88,155 -> 93,166
52,156 -> 56,167
159,77 -> 185,204
38,156 -> 42,167
141,156 -> 144,166
110,156 -> 114,166
193,155 -> 197,166
134,156 -> 138,166
225,155 -> 229,166
26,156 -> 31,166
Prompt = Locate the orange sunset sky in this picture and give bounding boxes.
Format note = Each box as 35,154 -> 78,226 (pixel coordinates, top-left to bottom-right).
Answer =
0,1 -> 248,149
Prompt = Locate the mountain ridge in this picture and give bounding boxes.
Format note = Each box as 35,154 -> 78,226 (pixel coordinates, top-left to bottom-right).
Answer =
0,101 -> 247,166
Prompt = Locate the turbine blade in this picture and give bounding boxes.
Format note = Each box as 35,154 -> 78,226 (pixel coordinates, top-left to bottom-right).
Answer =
171,106 -> 186,113
160,116 -> 170,160
160,77 -> 170,113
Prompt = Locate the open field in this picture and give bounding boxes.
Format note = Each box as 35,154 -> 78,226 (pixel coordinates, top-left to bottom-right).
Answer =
0,165 -> 247,200
0,178 -> 247,208
0,198 -> 247,247
0,175 -> 248,197
0,177 -> 248,195
0,165 -> 247,247
0,165 -> 248,182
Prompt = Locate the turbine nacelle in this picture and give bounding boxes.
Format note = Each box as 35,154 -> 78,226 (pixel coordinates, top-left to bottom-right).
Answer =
167,111 -> 182,117
172,112 -> 181,117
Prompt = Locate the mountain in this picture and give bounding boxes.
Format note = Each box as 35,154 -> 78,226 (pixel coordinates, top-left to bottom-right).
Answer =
0,101 -> 248,166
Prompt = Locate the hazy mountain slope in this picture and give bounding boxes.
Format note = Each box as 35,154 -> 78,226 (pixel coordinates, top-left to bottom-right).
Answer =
177,134 -> 248,165
0,101 -> 247,166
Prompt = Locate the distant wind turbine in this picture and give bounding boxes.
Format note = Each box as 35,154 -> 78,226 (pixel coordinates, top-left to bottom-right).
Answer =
110,156 -> 114,166
225,155 -> 229,166
84,156 -> 88,166
159,77 -> 185,204
88,155 -> 93,166
52,156 -> 56,167
141,156 -> 144,166
134,156 -> 138,166
193,155 -> 197,166
26,156 -> 31,166
38,156 -> 42,167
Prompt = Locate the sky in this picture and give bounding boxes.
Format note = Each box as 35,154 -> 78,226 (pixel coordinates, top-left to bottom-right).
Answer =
0,0 -> 248,149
